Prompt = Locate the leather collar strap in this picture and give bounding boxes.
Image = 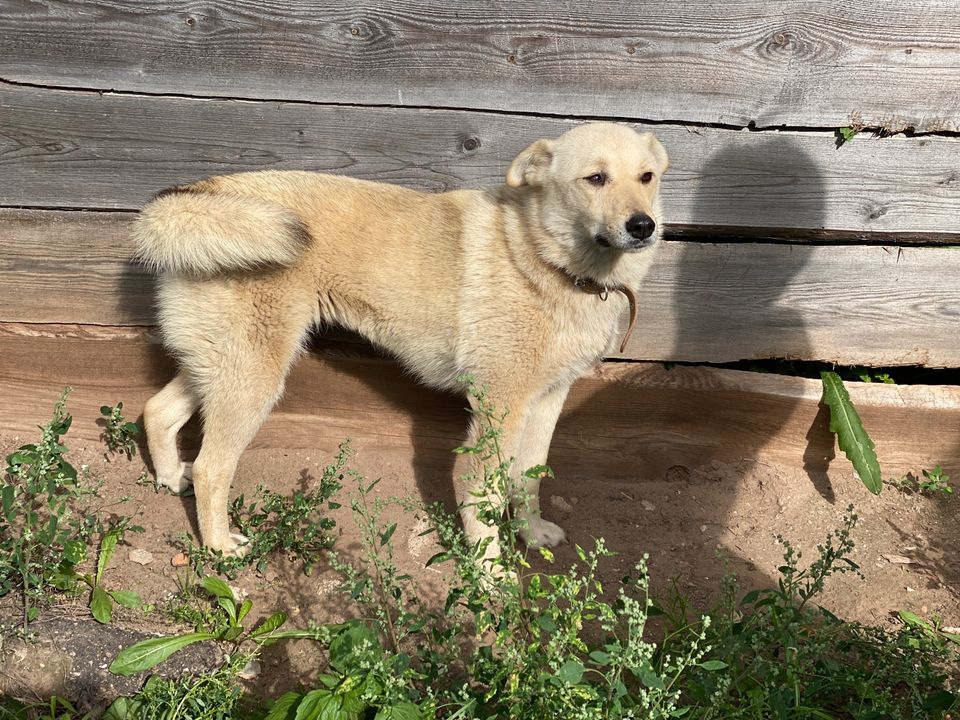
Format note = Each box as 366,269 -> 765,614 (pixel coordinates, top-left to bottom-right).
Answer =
571,276 -> 638,354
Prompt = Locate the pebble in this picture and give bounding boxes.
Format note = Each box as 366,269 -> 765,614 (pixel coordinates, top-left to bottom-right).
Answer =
238,659 -> 261,680
641,500 -> 656,512
129,548 -> 154,566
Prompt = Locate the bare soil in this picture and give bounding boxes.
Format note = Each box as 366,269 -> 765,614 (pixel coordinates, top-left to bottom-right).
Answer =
2,428 -> 959,714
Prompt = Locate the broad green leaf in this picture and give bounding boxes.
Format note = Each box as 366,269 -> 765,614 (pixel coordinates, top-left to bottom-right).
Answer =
202,575 -> 235,600
97,529 -> 121,584
265,691 -> 303,720
699,660 -> 728,671
821,371 -> 882,494
375,702 -> 422,720
293,689 -> 338,720
91,586 -> 113,624
109,632 -> 216,676
250,610 -> 289,638
109,589 -> 142,610
556,659 -> 585,684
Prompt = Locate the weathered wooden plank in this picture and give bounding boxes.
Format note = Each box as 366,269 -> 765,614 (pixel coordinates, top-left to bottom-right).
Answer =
4,211 -> 959,366
1,330 -> 957,483
2,1 -> 959,131
3,87 -> 960,240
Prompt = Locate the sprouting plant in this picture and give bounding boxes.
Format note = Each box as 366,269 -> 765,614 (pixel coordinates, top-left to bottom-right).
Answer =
888,465 -> 954,496
107,575 -> 333,719
0,389 -> 99,630
668,507 -> 957,718
80,521 -> 144,624
180,447 -> 346,577
920,465 -> 953,495
100,402 -> 142,459
835,125 -> 860,148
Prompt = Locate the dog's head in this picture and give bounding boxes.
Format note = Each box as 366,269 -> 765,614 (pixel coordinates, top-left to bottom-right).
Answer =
506,123 -> 668,256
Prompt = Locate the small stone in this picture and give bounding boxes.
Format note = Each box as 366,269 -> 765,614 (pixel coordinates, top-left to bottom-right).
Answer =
881,554 -> 915,565
238,659 -> 261,680
171,552 -> 190,567
129,548 -> 154,566
906,586 -> 915,592
549,495 -> 574,514
700,525 -> 708,533
641,500 -> 656,512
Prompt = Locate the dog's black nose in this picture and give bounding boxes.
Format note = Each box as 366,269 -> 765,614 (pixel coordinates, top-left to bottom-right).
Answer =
625,213 -> 656,240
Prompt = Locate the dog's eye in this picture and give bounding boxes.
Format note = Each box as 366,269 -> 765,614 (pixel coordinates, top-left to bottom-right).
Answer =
585,173 -> 607,186
640,171 -> 654,184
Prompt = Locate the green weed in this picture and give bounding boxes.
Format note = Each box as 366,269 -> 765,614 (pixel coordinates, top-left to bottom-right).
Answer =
888,465 -> 954,496
80,520 -> 144,624
100,402 -> 141,460
108,575 -> 334,719
103,386 -> 957,718
670,508 -> 957,717
178,447 -> 345,577
0,389 -> 98,630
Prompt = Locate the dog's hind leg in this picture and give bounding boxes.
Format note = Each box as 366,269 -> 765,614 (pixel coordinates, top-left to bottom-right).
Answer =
190,325 -> 306,556
144,372 -> 200,493
512,383 -> 570,549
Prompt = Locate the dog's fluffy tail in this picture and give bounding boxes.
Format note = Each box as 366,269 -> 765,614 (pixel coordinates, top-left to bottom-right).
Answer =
133,184 -> 310,276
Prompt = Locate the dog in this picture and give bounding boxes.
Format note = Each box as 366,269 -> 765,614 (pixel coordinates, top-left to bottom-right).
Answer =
136,122 -> 668,562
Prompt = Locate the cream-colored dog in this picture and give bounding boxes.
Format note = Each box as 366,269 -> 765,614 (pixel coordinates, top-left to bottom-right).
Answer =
136,122 -> 667,562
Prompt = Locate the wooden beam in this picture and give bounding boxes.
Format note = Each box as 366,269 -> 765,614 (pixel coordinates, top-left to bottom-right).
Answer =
4,211 -> 959,367
1,330 -> 957,484
2,1 -> 959,131
3,87 -> 960,240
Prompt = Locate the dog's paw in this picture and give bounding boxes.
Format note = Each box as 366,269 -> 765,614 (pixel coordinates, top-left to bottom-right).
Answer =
206,532 -> 250,558
157,462 -> 193,494
520,517 -> 567,548
225,533 -> 251,558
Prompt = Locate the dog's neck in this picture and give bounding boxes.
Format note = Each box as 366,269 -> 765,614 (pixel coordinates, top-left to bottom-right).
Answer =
559,269 -> 638,354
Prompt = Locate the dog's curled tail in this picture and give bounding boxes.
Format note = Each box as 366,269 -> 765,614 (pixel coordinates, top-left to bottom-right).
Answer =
133,185 -> 310,277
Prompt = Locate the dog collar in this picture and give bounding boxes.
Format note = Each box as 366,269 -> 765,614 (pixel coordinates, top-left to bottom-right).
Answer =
571,276 -> 638,354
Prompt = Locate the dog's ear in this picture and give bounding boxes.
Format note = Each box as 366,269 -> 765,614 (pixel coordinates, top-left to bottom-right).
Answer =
506,139 -> 554,187
642,132 -> 669,174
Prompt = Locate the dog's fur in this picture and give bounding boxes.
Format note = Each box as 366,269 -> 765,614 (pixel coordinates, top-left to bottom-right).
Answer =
137,122 -> 668,560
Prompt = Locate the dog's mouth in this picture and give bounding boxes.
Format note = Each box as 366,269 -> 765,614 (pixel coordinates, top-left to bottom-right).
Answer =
593,233 -> 656,252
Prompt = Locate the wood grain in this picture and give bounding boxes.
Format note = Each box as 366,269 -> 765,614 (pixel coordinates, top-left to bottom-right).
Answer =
3,210 -> 960,366
2,1 -> 959,131
1,331 -> 957,482
3,87 -> 960,240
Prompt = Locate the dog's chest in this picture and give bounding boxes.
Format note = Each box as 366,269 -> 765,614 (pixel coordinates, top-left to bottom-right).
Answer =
544,292 -> 623,381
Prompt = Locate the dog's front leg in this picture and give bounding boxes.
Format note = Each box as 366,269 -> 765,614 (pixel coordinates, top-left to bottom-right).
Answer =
512,383 -> 570,548
457,395 -> 530,567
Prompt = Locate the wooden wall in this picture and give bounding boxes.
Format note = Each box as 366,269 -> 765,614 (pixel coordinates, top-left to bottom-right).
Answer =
1,2 -> 958,471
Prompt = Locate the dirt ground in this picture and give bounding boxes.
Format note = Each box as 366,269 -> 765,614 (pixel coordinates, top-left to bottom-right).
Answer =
2,426 -> 959,712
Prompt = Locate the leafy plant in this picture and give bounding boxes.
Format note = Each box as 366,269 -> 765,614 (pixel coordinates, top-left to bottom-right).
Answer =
0,389 -> 99,629
821,370 -> 882,494
108,575 -> 335,719
100,402 -> 142,459
179,448 -> 346,577
835,125 -> 860,148
81,521 -> 144,623
889,465 -> 954,496
668,507 -> 958,718
0,694 -> 97,720
920,465 -> 953,495
275,382 -> 713,719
